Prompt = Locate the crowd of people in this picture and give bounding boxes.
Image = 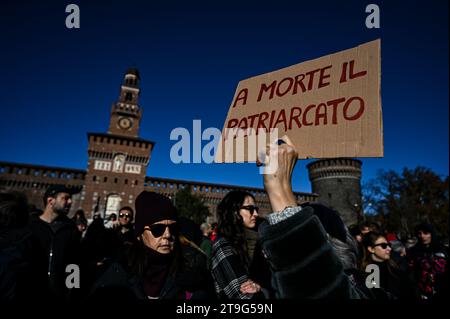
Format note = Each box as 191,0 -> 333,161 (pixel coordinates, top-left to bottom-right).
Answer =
1,137 -> 448,301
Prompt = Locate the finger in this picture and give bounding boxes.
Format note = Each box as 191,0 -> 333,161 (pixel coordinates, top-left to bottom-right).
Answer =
279,134 -> 295,147
240,284 -> 249,291
256,151 -> 266,166
278,135 -> 298,156
278,135 -> 298,159
260,145 -> 274,170
264,144 -> 280,174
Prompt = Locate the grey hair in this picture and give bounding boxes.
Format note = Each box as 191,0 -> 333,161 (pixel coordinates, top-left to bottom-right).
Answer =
328,230 -> 359,270
200,222 -> 210,232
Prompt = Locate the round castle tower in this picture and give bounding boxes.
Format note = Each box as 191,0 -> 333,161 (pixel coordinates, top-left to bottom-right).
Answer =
307,158 -> 363,226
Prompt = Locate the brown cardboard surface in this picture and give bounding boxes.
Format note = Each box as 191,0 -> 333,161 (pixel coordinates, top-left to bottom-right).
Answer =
215,39 -> 383,163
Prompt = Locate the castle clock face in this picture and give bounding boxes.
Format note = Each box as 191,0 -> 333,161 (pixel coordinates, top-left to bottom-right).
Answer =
118,117 -> 132,129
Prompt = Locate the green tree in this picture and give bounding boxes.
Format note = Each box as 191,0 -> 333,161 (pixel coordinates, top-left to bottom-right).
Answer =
362,167 -> 448,237
174,186 -> 210,225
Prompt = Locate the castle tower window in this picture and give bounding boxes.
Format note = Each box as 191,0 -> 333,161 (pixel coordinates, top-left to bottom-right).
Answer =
113,154 -> 125,172
125,92 -> 133,101
125,179 -> 128,185
114,178 -> 118,183
104,177 -> 108,183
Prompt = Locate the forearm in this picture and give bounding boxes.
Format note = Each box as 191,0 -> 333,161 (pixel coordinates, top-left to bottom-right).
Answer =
267,205 -> 302,225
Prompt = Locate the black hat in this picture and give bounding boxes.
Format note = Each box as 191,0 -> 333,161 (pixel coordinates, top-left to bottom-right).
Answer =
43,184 -> 78,204
178,216 -> 203,246
134,191 -> 178,235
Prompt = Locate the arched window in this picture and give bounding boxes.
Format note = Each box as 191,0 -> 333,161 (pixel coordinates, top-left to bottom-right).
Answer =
105,194 -> 121,219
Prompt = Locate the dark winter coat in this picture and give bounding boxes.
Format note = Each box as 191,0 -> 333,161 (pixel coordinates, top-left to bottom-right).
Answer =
407,242 -> 448,299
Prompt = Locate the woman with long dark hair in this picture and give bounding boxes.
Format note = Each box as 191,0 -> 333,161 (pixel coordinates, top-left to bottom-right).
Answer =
211,190 -> 272,299
362,231 -> 415,299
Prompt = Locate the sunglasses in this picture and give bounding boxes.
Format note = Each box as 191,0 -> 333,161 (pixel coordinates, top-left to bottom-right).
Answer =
240,205 -> 259,214
119,213 -> 131,218
374,242 -> 391,249
144,223 -> 178,238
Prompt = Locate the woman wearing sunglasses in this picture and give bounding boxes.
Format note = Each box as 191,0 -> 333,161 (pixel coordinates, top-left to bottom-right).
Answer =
211,190 -> 272,299
90,191 -> 211,299
362,231 -> 415,299
114,206 -> 135,244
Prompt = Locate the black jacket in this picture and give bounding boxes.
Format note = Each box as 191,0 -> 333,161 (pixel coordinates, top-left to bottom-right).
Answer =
259,205 -> 366,299
0,227 -> 44,300
89,243 -> 214,300
28,214 -> 81,299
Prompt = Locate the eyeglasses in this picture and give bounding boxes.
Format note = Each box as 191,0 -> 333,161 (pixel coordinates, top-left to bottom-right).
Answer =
374,242 -> 391,249
144,224 -> 178,238
119,213 -> 131,219
240,205 -> 259,215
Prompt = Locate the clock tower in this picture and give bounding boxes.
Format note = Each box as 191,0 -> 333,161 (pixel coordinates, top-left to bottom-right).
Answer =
81,68 -> 155,219
108,68 -> 142,137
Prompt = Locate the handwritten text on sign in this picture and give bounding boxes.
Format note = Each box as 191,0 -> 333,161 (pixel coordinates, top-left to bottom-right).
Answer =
215,39 -> 383,162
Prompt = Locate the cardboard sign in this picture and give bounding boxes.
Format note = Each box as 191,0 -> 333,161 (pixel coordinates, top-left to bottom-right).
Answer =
215,39 -> 383,163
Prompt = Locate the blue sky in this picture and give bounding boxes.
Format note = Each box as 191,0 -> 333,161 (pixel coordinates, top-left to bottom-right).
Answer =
1,0 -> 448,193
